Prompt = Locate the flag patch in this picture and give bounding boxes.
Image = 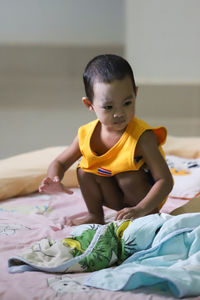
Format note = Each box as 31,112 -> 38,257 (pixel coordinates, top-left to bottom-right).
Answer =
97,167 -> 112,176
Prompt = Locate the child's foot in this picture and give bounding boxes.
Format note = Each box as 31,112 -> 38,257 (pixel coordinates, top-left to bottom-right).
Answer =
67,213 -> 104,226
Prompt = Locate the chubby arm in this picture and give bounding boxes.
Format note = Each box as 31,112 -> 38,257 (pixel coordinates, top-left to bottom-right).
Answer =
47,135 -> 81,180
115,130 -> 173,220
39,135 -> 82,194
134,130 -> 173,214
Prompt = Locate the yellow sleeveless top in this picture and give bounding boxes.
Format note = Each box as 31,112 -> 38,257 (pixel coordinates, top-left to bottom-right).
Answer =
78,117 -> 167,177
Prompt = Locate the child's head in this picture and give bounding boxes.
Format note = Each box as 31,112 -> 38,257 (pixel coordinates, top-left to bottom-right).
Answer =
82,54 -> 137,132
83,54 -> 136,103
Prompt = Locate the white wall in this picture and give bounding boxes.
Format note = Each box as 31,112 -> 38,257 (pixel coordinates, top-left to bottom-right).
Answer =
125,0 -> 200,84
0,0 -> 124,46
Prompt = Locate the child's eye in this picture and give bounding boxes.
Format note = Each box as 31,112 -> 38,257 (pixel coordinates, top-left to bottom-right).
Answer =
124,101 -> 132,106
103,105 -> 113,111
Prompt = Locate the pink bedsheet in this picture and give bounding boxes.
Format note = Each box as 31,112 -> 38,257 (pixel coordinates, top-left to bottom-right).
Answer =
0,189 -> 197,300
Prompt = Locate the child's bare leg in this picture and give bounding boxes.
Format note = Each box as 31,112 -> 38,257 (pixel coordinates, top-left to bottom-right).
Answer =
67,169 -> 104,225
68,168 -> 157,225
95,175 -> 124,210
115,169 -> 158,214
68,168 -> 124,226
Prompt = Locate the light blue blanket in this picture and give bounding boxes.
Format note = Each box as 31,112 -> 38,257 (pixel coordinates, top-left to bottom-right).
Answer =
8,212 -> 200,297
85,213 -> 200,298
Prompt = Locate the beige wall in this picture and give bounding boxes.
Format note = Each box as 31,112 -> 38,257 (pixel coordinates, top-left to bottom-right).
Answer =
125,0 -> 200,84
1,45 -> 199,160
136,84 -> 200,137
0,0 -> 125,159
1,1 -> 199,160
0,0 -> 124,46
124,0 -> 200,141
0,45 -> 123,159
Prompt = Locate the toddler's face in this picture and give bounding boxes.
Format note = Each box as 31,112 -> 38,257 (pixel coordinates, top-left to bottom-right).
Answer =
92,76 -> 136,132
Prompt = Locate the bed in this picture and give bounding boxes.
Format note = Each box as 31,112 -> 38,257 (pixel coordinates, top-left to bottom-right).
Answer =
1,135 -> 200,300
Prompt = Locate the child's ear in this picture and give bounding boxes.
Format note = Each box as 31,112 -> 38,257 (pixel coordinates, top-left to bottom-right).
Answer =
82,97 -> 93,111
135,86 -> 139,96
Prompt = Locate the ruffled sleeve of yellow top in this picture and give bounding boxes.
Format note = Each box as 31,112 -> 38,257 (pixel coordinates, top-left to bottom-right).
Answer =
78,117 -> 167,177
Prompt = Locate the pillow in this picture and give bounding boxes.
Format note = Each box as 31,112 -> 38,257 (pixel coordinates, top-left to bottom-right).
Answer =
1,134 -> 200,201
164,135 -> 200,158
167,155 -> 200,200
0,147 -> 79,201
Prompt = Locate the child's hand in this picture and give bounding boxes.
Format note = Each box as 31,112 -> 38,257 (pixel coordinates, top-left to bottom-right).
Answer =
114,206 -> 144,221
39,176 -> 73,195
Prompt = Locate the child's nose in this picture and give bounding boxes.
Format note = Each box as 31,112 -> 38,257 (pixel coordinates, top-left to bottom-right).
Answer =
113,109 -> 124,118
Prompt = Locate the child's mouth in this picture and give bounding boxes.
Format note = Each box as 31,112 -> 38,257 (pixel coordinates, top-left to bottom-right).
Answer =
114,119 -> 126,125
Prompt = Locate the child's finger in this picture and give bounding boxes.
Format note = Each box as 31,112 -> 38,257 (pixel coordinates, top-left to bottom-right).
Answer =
66,218 -> 73,226
63,186 -> 74,194
42,177 -> 51,185
45,177 -> 53,185
53,176 -> 60,182
41,177 -> 47,185
115,212 -> 122,220
115,208 -> 125,220
122,213 -> 131,220
39,185 -> 45,193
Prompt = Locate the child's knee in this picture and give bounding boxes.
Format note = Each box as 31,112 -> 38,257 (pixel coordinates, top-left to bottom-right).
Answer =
77,168 -> 96,183
115,171 -> 135,189
116,170 -> 151,189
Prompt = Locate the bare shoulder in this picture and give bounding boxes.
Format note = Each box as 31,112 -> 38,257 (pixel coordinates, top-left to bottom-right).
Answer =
136,130 -> 158,156
137,130 -> 173,184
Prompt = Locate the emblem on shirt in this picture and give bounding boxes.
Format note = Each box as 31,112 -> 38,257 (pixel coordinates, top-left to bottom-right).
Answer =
97,167 -> 112,176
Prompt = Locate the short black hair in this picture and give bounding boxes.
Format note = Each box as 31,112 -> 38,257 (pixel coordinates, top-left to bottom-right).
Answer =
83,54 -> 136,103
